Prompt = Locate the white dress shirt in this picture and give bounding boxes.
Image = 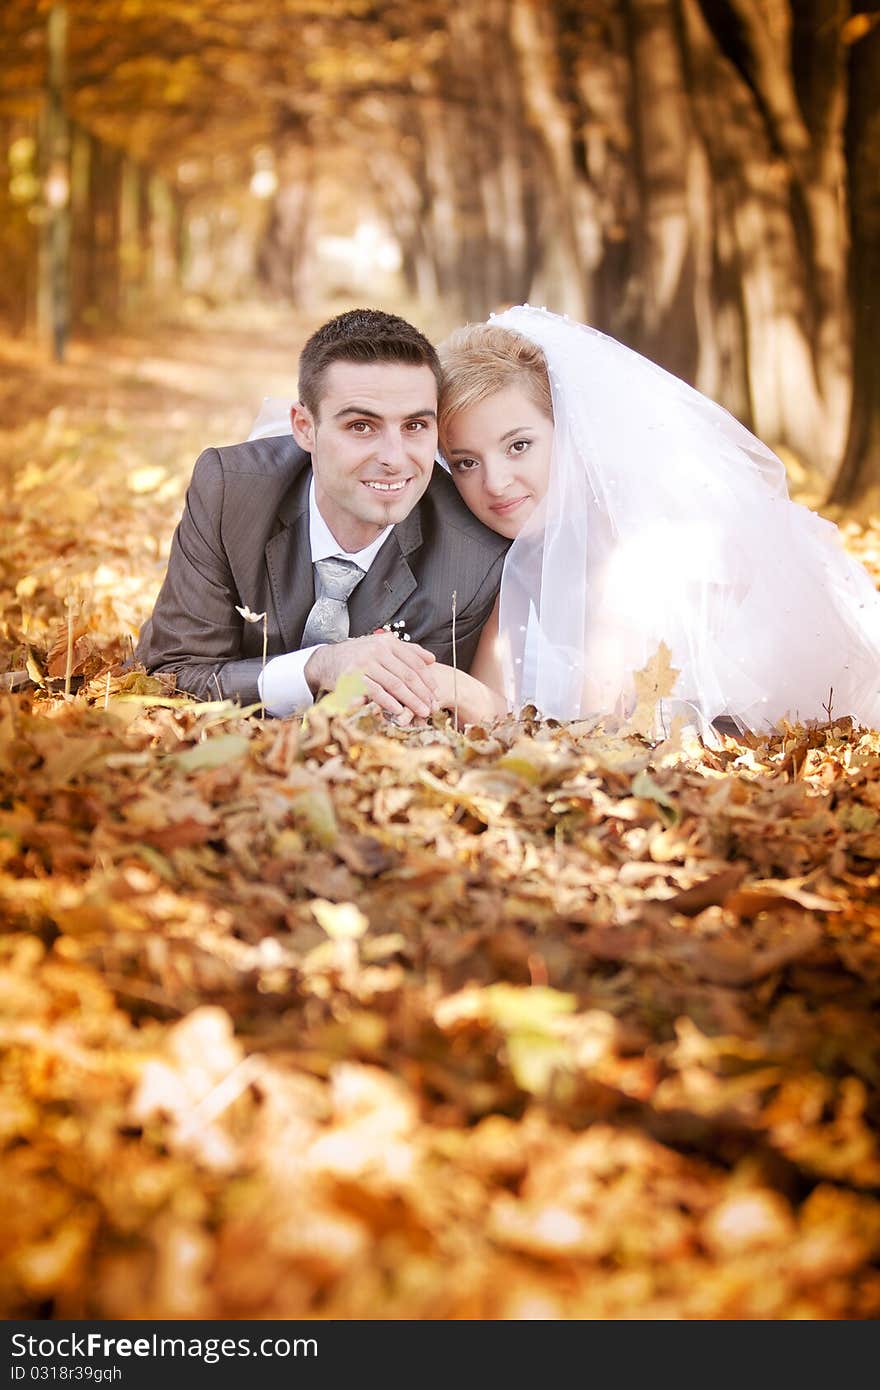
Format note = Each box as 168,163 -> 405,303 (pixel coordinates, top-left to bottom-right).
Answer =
258,480 -> 393,717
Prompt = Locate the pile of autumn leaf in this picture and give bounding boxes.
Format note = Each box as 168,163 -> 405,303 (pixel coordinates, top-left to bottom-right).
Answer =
2,675 -> 880,1319
4,410 -> 880,1320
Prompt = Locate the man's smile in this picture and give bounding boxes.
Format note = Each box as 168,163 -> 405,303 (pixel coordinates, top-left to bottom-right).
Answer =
363,478 -> 411,492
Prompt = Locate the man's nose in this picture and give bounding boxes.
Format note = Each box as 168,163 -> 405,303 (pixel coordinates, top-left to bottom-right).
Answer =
376,428 -> 408,468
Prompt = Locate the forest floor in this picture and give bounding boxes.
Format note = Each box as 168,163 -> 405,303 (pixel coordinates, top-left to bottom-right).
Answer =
3,310 -> 880,1319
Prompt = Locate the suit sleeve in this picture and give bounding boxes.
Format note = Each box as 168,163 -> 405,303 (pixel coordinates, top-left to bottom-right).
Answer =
135,449 -> 264,705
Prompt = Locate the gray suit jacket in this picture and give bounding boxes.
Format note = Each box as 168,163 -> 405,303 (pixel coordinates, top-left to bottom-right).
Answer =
136,435 -> 510,706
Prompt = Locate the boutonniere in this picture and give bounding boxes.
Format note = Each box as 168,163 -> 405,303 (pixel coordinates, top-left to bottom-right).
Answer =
372,619 -> 411,642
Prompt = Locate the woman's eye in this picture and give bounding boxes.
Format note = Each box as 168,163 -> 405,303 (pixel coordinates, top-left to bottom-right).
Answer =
510,438 -> 531,455
452,458 -> 479,473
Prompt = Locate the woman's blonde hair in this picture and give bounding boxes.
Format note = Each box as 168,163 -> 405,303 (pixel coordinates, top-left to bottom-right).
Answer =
438,323 -> 553,454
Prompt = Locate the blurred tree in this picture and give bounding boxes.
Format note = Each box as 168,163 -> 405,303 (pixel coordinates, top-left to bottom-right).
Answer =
0,0 -> 878,489
40,2 -> 71,360
685,0 -> 852,477
831,17 -> 880,507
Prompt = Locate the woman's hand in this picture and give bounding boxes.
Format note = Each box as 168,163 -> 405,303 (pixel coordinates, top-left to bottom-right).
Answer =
428,662 -> 508,725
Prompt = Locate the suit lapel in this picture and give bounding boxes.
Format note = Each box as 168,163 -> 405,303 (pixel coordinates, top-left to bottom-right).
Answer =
265,468 -> 313,650
349,507 -> 421,635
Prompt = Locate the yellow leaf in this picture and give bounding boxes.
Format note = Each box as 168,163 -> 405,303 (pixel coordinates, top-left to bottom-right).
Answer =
308,670 -> 368,721
621,642 -> 680,738
127,466 -> 167,494
61,487 -> 101,525
483,984 -> 577,1033
175,733 -> 250,771
506,1032 -> 572,1095
311,898 -> 368,940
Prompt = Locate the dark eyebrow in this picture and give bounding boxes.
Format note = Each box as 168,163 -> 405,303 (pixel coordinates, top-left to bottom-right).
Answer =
333,405 -> 438,422
448,425 -> 534,456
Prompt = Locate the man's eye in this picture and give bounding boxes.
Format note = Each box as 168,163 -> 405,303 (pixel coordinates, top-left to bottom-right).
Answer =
405,420 -> 429,431
349,421 -> 372,433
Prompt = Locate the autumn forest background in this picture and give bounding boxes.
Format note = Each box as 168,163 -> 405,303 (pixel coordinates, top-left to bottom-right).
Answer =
3,1 -> 880,1321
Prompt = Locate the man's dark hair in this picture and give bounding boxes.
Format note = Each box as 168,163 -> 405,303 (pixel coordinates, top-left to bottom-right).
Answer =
298,308 -> 442,416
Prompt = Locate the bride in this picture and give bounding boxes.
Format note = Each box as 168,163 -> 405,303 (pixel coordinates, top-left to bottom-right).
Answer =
427,305 -> 880,736
252,305 -> 880,736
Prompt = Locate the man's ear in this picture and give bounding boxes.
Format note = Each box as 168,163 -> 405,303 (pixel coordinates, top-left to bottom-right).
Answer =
290,402 -> 315,453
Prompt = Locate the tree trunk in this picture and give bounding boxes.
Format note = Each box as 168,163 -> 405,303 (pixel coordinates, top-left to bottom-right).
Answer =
119,154 -> 145,314
682,0 -> 852,474
148,174 -> 177,293
509,0 -> 591,319
680,0 -> 829,466
38,3 -> 70,360
829,23 -> 880,508
0,119 -> 40,334
69,123 -> 90,329
624,0 -> 701,380
255,139 -> 314,307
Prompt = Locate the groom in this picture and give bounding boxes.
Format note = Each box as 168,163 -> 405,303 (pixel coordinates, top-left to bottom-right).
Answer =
135,308 -> 509,718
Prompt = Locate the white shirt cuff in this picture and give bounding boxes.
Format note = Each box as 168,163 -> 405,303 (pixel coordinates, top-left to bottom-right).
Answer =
258,648 -> 321,717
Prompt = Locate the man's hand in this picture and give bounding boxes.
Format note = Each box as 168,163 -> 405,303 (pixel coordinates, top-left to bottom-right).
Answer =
304,633 -> 438,719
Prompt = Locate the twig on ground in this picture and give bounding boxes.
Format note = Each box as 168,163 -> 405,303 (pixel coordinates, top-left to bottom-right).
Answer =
64,594 -> 74,697
235,604 -> 268,718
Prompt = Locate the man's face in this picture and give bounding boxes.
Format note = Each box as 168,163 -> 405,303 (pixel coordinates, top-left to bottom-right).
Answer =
290,360 -> 439,552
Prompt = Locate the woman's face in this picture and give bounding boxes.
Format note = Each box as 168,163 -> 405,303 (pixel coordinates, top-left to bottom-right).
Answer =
443,387 -> 553,538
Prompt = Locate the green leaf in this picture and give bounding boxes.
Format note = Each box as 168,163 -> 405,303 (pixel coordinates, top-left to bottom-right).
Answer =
174,733 -> 250,771
290,786 -> 338,847
25,646 -> 46,688
631,769 -> 679,824
840,802 -> 879,833
497,739 -> 572,786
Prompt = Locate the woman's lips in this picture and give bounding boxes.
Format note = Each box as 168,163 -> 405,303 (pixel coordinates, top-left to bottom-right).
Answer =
490,495 -> 528,515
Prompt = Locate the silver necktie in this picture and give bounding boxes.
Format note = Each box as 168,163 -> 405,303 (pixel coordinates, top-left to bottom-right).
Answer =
300,556 -> 365,647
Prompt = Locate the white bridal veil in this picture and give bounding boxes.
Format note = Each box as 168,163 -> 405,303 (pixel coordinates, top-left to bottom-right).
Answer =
489,305 -> 880,733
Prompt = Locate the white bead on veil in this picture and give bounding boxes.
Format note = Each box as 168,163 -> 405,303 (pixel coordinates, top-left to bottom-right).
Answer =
489,305 -> 880,734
